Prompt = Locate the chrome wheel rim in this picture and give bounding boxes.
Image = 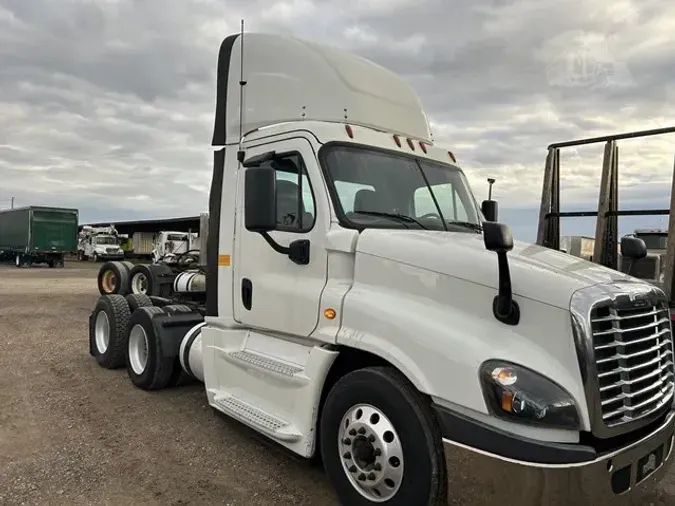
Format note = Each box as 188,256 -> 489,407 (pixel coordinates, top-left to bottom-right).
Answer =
94,311 -> 110,354
128,324 -> 149,375
338,404 -> 404,502
131,273 -> 148,294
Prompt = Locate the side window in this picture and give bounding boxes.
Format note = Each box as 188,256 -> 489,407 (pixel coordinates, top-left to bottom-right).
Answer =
414,183 -> 469,221
261,153 -> 316,232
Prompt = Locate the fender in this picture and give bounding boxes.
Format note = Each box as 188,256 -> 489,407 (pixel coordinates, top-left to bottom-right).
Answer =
150,312 -> 205,358
337,254 -> 591,437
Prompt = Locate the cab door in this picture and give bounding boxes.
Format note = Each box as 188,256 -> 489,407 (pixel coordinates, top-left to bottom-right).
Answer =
233,136 -> 329,337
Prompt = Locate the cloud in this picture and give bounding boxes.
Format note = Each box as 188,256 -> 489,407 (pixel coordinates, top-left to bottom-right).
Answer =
0,0 -> 674,243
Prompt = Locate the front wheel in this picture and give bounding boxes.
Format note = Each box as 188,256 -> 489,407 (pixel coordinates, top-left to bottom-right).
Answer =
320,367 -> 447,506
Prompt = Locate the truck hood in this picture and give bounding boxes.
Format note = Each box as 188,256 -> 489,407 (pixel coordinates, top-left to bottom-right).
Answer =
355,229 -> 635,310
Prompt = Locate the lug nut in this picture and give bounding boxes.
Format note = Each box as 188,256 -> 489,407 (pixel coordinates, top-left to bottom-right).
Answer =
343,438 -> 352,445
368,434 -> 375,442
373,448 -> 381,457
358,427 -> 366,434
343,452 -> 352,459
367,472 -> 376,481
349,465 -> 357,473
349,429 -> 357,436
373,463 -> 382,471
358,473 -> 366,481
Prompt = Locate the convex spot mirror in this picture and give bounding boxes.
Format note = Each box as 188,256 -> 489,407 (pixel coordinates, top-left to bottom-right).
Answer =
621,236 -> 647,260
481,200 -> 498,222
483,221 -> 513,253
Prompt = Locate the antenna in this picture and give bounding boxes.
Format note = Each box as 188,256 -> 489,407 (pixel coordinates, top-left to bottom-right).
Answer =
237,19 -> 247,163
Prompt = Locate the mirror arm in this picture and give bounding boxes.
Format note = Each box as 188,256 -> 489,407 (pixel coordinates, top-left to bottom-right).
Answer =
260,232 -> 289,255
493,251 -> 520,326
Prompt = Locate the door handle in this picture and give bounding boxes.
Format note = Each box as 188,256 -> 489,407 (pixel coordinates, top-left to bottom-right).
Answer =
241,278 -> 253,310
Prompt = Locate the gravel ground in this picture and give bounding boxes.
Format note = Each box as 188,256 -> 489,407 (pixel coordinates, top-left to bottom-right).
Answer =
0,262 -> 337,506
0,261 -> 674,506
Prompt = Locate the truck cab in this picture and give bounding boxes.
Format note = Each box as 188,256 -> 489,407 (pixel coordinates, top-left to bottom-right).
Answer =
89,32 -> 675,505
200,33 -> 675,505
151,231 -> 198,264
78,226 -> 125,261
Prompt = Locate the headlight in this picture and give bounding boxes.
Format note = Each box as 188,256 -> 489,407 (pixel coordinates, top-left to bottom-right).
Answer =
479,360 -> 580,430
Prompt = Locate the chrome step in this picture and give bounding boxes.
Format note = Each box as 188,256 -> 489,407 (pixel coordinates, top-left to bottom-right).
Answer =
213,394 -> 302,442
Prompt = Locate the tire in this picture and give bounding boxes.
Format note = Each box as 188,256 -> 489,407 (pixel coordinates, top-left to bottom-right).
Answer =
97,262 -> 129,296
163,304 -> 192,314
126,293 -> 153,313
47,259 -> 55,268
125,306 -> 176,390
119,261 -> 135,273
320,367 -> 447,506
129,264 -> 154,295
89,294 -> 131,369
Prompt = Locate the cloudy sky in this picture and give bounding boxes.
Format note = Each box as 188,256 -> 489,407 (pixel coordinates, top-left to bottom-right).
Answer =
1,0 -> 674,242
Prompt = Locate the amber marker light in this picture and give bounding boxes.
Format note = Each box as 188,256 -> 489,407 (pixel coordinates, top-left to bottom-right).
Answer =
324,308 -> 337,320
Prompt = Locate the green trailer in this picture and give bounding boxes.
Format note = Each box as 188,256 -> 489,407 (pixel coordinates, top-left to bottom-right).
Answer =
0,206 -> 79,268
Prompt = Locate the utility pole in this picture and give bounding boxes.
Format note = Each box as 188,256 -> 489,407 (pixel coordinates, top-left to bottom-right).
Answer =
10,196 -> 14,209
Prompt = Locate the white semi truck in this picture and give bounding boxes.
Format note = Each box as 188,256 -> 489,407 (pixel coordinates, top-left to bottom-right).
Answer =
87,32 -> 675,505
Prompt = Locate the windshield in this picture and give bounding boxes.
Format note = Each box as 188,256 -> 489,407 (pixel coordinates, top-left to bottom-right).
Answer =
95,236 -> 117,245
636,233 -> 667,250
321,144 -> 482,232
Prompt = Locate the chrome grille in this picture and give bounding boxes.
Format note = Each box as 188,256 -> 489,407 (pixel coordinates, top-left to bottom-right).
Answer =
590,300 -> 675,427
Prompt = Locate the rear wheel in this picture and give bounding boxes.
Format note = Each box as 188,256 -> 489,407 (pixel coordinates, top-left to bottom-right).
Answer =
126,293 -> 153,313
89,294 -> 131,369
320,367 -> 447,506
125,306 -> 176,390
98,261 -> 130,296
129,265 -> 153,295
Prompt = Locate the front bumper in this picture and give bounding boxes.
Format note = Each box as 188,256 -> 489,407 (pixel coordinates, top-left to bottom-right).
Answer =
437,408 -> 675,505
100,254 -> 125,260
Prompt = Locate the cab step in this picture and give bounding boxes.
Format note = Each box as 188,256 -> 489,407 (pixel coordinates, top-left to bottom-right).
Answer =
222,349 -> 309,385
213,393 -> 302,442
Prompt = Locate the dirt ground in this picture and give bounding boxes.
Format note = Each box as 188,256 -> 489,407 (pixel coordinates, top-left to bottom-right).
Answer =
0,261 -> 674,506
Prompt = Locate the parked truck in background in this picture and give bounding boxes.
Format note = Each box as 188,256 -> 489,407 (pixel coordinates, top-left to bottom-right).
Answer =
77,225 -> 125,262
0,206 -> 78,268
559,235 -> 595,260
86,31 -> 675,505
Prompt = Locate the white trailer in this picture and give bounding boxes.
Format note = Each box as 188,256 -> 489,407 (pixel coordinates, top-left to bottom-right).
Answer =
87,31 -> 675,505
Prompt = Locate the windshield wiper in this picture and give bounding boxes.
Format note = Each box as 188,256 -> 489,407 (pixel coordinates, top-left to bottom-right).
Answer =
353,211 -> 429,230
447,220 -> 482,233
